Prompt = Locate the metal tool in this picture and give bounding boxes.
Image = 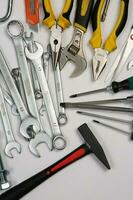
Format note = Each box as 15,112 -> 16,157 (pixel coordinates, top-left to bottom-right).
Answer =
23,32 -> 42,100
0,154 -> 10,190
0,0 -> 13,23
105,26 -> 133,83
59,0 -> 94,77
89,0 -> 129,80
71,95 -> 133,105
25,0 -> 40,32
70,76 -> 133,98
25,42 -> 67,150
93,120 -> 131,136
0,123 -> 110,200
61,102 -> 133,113
101,0 -> 110,22
77,111 -> 133,125
7,20 -> 52,156
0,86 -> 21,158
0,49 -> 40,140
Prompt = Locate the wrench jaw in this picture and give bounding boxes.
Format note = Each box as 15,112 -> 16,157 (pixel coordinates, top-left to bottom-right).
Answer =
20,117 -> 40,139
29,132 -> 53,157
5,141 -> 21,158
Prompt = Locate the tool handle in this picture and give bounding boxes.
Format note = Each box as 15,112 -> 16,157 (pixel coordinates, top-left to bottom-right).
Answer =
89,0 -> 105,48
42,0 -> 55,28
58,0 -> 74,30
104,0 -> 129,52
112,76 -> 133,93
74,0 -> 94,32
0,144 -> 89,200
25,0 -> 40,25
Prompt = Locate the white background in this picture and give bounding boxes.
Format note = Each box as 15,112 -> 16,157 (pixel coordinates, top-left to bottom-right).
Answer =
0,0 -> 133,200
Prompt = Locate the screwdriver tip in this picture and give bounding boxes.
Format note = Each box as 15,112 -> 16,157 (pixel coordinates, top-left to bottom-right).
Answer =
93,120 -> 100,124
70,94 -> 78,98
60,103 -> 65,108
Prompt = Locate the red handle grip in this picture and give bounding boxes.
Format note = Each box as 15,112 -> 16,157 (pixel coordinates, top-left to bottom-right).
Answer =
25,0 -> 40,25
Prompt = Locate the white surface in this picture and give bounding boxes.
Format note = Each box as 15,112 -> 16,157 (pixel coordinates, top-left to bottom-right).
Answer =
0,0 -> 133,200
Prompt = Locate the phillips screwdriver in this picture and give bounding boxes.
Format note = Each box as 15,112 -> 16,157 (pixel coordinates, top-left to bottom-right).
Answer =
70,76 -> 133,98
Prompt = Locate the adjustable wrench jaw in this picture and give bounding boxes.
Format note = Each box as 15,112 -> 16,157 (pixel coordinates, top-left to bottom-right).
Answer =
59,28 -> 87,77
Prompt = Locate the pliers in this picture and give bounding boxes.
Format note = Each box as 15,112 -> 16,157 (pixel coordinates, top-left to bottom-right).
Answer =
89,0 -> 129,80
42,0 -> 74,67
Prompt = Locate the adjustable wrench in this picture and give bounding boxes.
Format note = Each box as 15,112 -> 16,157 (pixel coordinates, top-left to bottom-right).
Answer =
0,86 -> 21,158
25,42 -> 67,150
0,49 -> 40,140
7,21 -> 52,156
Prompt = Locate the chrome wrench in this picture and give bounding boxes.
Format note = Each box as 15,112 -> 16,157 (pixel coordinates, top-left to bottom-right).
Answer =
0,86 -> 21,158
0,49 -> 40,140
25,42 -> 67,150
7,21 -> 52,156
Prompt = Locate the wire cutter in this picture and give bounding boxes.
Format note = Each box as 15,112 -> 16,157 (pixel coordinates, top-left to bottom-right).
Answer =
89,0 -> 129,80
42,0 -> 74,67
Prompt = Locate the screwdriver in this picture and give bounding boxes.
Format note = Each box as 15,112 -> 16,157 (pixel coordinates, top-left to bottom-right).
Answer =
70,76 -> 133,98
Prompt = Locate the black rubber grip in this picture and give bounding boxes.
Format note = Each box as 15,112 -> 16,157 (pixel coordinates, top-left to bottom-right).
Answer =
74,0 -> 94,31
0,144 -> 89,200
62,0 -> 74,22
91,0 -> 101,32
112,78 -> 131,93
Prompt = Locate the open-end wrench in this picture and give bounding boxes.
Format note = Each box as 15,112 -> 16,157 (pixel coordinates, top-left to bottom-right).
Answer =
25,42 -> 67,150
0,49 -> 40,140
7,21 -> 52,156
0,86 -> 21,158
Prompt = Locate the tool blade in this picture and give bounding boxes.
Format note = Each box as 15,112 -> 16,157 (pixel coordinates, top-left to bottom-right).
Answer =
78,123 -> 110,169
93,48 -> 108,80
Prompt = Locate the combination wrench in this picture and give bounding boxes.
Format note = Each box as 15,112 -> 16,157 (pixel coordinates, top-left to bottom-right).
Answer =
7,20 -> 52,156
0,86 -> 21,158
0,49 -> 40,140
25,42 -> 67,150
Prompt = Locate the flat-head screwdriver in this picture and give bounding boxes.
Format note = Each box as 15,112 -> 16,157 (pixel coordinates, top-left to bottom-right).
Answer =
70,76 -> 133,98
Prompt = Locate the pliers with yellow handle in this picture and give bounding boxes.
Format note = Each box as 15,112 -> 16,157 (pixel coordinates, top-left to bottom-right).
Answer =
42,0 -> 74,67
89,0 -> 129,80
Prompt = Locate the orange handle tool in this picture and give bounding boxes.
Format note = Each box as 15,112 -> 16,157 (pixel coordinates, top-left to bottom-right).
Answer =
25,0 -> 40,25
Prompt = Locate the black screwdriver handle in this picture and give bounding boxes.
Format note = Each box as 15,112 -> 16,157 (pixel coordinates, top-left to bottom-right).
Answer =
112,76 -> 133,93
0,144 -> 90,200
74,0 -> 94,32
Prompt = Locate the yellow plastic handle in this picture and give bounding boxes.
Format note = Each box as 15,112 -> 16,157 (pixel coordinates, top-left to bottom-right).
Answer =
58,0 -> 74,30
104,0 -> 129,52
42,0 -> 55,28
89,0 -> 105,49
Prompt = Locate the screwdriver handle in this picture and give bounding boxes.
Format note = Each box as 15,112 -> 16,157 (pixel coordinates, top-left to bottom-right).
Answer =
42,0 -> 55,28
0,144 -> 89,200
112,77 -> 133,93
58,0 -> 74,30
25,0 -> 40,25
74,0 -> 94,32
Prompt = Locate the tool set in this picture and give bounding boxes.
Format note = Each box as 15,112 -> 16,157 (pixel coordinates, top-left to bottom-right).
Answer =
0,0 -> 133,199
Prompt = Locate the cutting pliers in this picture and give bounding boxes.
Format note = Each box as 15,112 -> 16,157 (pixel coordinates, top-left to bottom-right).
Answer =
89,0 -> 129,80
42,0 -> 74,67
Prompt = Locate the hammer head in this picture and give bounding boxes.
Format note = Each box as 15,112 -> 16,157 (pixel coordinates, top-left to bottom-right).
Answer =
78,123 -> 110,170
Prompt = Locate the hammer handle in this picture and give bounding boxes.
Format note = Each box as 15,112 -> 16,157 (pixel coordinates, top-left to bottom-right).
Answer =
0,144 -> 90,200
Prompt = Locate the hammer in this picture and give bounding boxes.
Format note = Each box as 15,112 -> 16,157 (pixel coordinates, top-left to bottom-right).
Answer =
0,123 -> 110,200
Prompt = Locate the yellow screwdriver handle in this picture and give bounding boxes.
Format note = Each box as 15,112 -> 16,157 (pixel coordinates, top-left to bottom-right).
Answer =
58,0 -> 74,30
89,0 -> 105,49
104,0 -> 129,52
42,0 -> 55,28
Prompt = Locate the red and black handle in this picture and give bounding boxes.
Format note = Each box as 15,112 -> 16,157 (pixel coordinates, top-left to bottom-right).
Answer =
0,144 -> 91,200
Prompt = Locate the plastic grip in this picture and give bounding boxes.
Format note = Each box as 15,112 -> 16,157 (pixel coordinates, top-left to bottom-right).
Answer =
42,0 -> 55,28
25,0 -> 40,25
112,76 -> 133,93
89,0 -> 105,49
74,0 -> 94,32
0,144 -> 89,200
58,0 -> 74,30
104,0 -> 129,52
